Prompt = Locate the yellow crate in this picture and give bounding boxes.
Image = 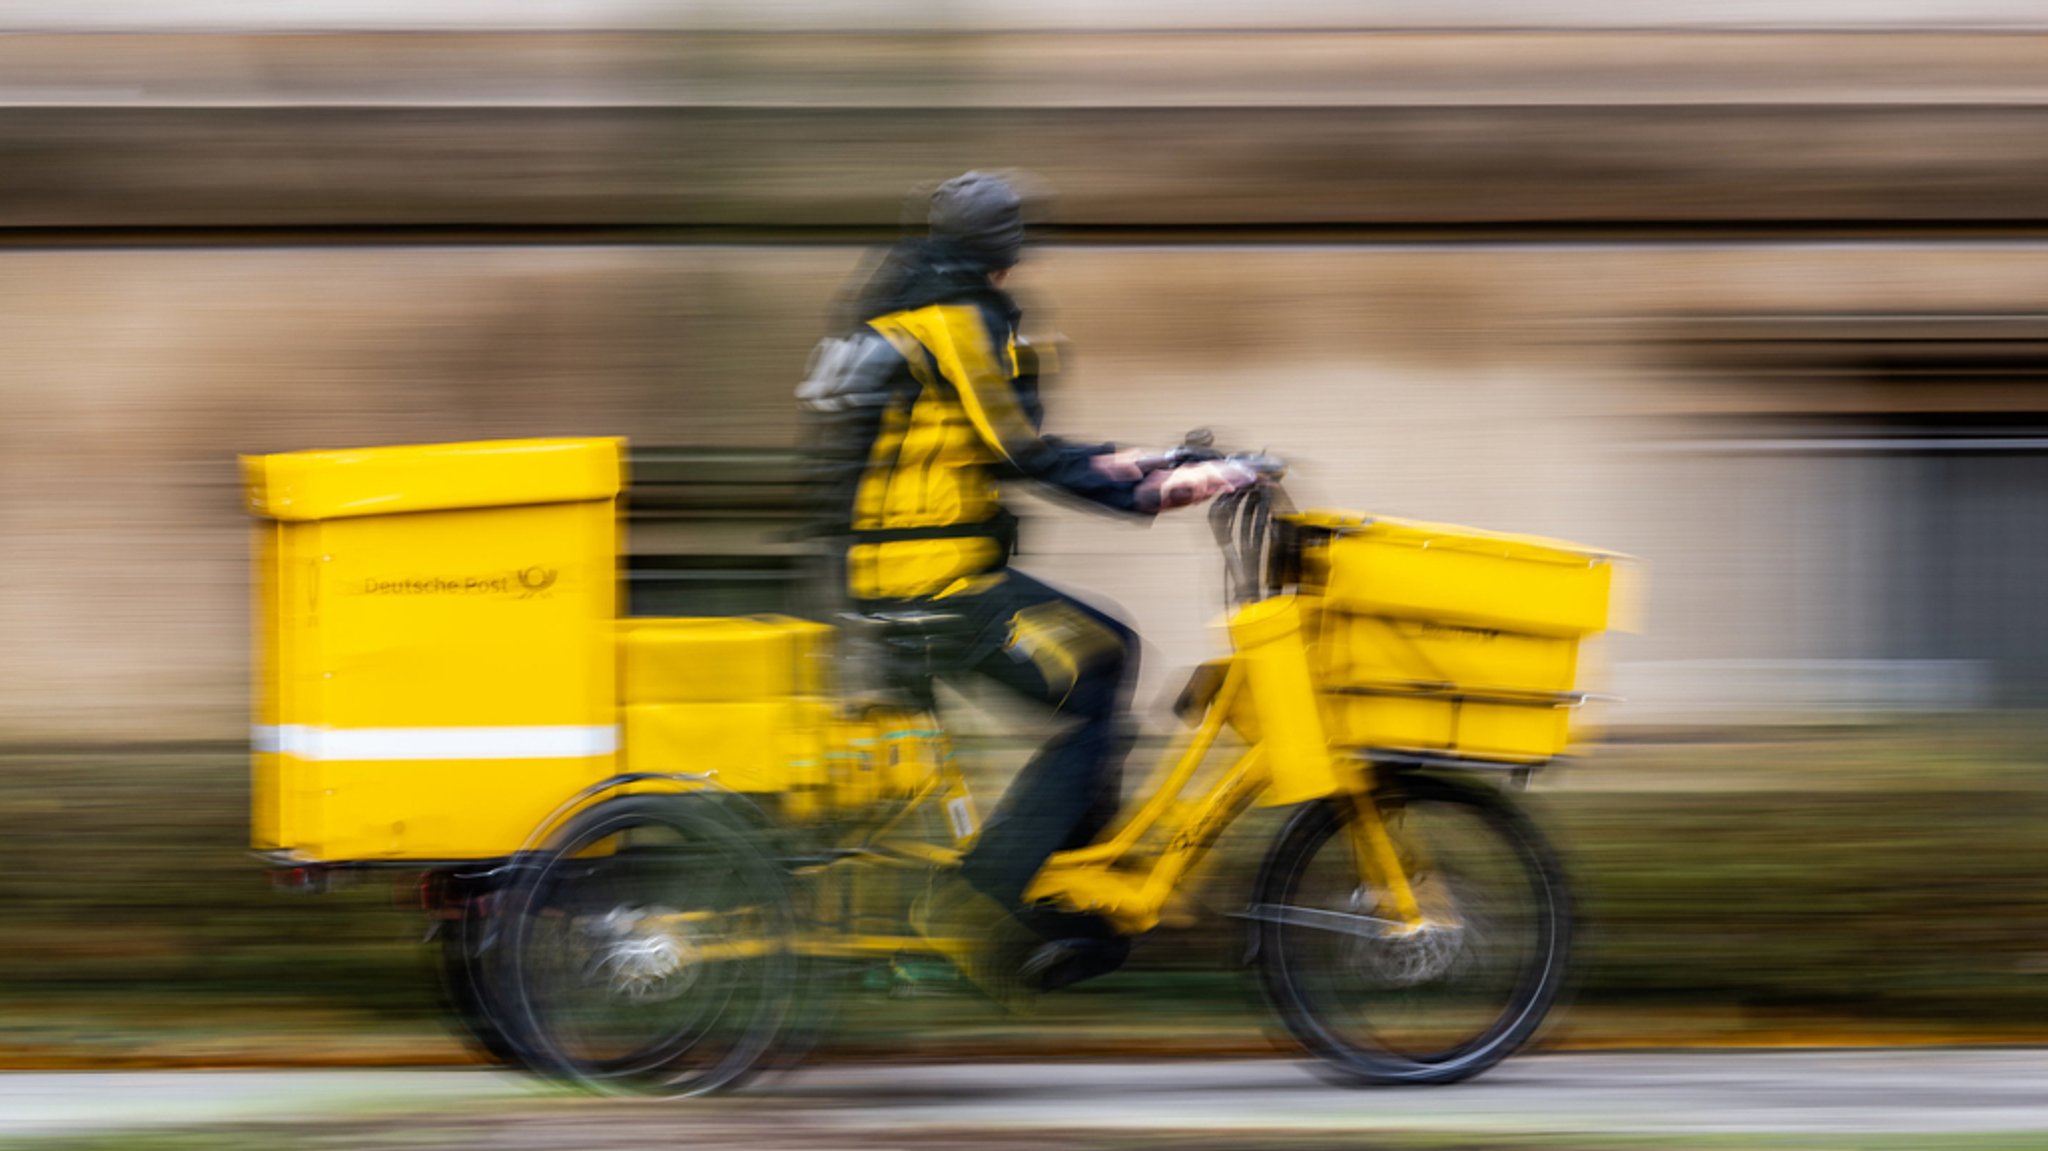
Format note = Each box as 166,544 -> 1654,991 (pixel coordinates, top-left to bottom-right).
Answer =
617,620 -> 932,818
620,616 -> 834,704
617,617 -> 842,803
244,438 -> 623,863
620,699 -> 831,794
1314,514 -> 1614,638
1314,613 -> 1581,696
1323,693 -> 1571,765
1291,511 -> 1616,764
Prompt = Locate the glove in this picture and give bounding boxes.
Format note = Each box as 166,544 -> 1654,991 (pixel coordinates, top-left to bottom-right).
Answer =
1090,447 -> 1177,482
1140,458 -> 1260,512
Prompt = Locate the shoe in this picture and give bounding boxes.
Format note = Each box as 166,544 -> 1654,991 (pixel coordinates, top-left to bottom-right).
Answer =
910,878 -> 1033,1012
1017,935 -> 1133,993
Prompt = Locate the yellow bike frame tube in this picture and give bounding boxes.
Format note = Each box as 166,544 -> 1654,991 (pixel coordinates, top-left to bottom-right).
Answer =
1348,786 -> 1427,930
1229,596 -> 1342,807
1055,660 -> 1244,868
1029,745 -> 1268,935
859,773 -> 945,848
1134,744 -> 1269,921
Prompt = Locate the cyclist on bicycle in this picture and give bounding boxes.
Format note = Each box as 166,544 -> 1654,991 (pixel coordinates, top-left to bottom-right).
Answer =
800,171 -> 1255,996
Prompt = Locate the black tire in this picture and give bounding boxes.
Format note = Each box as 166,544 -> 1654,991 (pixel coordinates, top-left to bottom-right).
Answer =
434,888 -> 525,1067
1255,774 -> 1570,1085
496,794 -> 800,1097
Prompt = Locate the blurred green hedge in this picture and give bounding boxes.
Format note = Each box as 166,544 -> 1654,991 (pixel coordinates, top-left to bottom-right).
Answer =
2,723 -> 2045,1060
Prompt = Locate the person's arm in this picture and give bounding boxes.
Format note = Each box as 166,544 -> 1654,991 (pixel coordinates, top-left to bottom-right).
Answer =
874,302 -> 1152,514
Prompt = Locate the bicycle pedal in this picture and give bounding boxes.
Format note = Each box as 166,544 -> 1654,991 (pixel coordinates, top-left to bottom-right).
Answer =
1019,936 -> 1132,993
864,958 -> 964,998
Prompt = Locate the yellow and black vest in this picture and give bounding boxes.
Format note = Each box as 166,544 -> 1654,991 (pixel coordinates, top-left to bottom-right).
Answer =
801,289 -> 1142,603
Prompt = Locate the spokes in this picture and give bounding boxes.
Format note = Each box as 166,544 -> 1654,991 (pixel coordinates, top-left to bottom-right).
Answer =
579,907 -> 702,1004
504,798 -> 799,1096
1258,782 -> 1568,1084
1238,902 -> 1415,939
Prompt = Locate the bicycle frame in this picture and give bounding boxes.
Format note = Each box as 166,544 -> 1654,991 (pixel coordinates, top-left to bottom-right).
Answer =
785,591 -> 1431,953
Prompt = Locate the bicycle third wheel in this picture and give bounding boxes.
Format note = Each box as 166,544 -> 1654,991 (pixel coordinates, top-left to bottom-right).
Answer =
433,879 -> 526,1068
498,794 -> 800,1097
1254,773 -> 1571,1085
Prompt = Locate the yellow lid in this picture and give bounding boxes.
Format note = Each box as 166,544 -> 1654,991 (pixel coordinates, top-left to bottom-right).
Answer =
1293,509 -> 1624,565
1358,515 -> 1616,567
243,437 -> 623,522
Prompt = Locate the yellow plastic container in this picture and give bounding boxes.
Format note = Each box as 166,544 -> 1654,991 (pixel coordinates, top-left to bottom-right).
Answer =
1322,693 -> 1572,764
620,699 -> 830,793
245,438 -> 623,863
617,616 -> 839,802
619,616 -> 834,705
1315,614 -> 1581,695
1317,515 -> 1613,638
1296,510 -> 1616,764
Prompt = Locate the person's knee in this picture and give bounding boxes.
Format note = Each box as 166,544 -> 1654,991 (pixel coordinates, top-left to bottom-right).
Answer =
1065,638 -> 1130,721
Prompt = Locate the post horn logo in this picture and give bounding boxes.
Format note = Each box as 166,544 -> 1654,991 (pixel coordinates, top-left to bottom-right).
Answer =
516,566 -> 559,599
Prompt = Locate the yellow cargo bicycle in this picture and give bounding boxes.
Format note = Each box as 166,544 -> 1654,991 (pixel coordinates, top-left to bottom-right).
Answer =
244,437 -> 1617,1097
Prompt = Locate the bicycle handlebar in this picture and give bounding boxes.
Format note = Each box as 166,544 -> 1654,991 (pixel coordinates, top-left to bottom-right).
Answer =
1160,429 -> 1290,607
1139,427 -> 1287,482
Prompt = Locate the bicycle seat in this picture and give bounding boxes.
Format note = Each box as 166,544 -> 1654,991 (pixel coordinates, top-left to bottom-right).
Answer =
845,607 -> 962,634
839,609 -> 972,706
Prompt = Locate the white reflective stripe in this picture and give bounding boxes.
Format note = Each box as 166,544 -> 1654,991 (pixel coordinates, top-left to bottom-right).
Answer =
250,724 -> 617,761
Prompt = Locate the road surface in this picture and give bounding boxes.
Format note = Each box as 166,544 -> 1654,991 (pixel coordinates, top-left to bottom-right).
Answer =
4,1053 -> 2047,1145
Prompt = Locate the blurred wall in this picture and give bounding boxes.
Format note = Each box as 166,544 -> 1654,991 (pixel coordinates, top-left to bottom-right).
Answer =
7,17 -> 2048,740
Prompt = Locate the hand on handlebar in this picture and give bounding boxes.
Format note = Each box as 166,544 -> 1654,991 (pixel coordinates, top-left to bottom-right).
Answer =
1139,457 -> 1262,512
1089,447 -> 1169,483
1094,427 -> 1232,482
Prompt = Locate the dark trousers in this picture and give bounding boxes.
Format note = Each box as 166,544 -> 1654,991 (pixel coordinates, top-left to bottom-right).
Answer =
944,572 -> 1139,910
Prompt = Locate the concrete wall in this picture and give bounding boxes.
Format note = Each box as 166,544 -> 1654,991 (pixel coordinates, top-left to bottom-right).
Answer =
10,240 -> 2048,739
7,32 -> 2048,229
6,27 -> 2048,740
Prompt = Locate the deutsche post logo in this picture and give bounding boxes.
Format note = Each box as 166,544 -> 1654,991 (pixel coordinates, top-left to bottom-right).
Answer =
359,567 -> 561,599
516,566 -> 559,599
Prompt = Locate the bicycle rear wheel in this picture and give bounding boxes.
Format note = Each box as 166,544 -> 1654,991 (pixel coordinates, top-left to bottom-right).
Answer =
498,794 -> 800,1097
1255,774 -> 1570,1085
431,875 -> 525,1067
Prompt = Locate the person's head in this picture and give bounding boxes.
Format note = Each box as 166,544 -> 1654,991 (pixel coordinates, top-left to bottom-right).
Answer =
927,171 -> 1026,278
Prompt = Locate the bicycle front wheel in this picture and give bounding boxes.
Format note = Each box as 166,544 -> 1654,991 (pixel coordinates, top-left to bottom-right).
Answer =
1255,774 -> 1570,1085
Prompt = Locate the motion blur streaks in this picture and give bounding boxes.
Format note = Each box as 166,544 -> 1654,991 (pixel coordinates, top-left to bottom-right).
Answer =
4,0 -> 2048,1093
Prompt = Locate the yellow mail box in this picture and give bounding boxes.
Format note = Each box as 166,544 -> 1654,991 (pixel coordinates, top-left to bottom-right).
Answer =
245,438 -> 622,863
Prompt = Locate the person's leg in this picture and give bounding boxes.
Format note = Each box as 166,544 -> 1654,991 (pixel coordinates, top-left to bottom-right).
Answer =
954,574 -> 1139,909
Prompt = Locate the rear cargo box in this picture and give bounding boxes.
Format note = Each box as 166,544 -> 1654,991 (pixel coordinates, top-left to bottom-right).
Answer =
245,438 -> 622,863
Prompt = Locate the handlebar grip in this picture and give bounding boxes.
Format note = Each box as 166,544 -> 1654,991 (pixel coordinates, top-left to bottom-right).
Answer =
1232,452 -> 1287,480
1136,444 -> 1284,478
1133,446 -> 1220,472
